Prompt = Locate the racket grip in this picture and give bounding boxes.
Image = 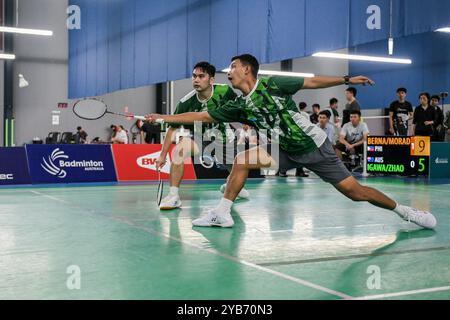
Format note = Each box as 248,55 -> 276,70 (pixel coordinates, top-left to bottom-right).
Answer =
134,115 -> 164,124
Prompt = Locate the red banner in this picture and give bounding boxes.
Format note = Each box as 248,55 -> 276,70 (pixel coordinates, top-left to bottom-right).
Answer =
112,144 -> 197,181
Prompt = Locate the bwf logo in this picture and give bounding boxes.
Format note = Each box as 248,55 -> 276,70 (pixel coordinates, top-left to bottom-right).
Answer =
41,148 -> 69,179
137,151 -> 171,174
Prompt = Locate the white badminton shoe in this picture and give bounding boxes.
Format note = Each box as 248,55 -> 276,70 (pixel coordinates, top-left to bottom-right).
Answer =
192,209 -> 234,228
220,184 -> 250,199
159,194 -> 182,210
395,205 -> 437,229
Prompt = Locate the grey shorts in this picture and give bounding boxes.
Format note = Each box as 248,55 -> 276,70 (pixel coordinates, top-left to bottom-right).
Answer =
270,140 -> 351,185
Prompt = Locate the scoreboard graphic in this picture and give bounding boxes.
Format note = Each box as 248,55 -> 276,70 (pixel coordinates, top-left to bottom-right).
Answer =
366,136 -> 430,176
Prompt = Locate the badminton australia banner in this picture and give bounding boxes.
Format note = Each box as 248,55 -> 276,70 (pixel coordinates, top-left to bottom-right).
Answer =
25,145 -> 117,184
0,147 -> 31,185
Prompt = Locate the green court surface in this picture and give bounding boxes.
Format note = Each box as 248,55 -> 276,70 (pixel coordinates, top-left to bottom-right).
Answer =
0,177 -> 449,300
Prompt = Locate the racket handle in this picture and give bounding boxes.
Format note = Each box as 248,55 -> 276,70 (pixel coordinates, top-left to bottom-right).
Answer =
134,115 -> 164,124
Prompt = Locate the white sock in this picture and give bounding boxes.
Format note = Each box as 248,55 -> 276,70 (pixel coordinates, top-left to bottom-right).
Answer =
393,203 -> 407,217
214,198 -> 233,216
169,186 -> 179,197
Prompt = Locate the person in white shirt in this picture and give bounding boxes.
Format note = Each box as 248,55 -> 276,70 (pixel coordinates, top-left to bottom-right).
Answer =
317,111 -> 335,145
111,125 -> 128,144
335,110 -> 369,159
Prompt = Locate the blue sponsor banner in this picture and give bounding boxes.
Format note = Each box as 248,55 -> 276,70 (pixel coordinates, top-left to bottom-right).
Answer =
25,145 -> 117,184
0,147 -> 32,185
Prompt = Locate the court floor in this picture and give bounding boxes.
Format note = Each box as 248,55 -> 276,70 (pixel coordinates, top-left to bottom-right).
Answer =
0,177 -> 449,300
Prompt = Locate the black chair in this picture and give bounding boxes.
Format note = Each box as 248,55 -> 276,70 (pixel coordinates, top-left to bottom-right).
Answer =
45,132 -> 61,144
59,132 -> 74,144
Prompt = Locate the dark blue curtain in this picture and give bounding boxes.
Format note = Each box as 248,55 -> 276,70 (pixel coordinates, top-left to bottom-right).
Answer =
349,32 -> 450,109
69,0 -> 450,98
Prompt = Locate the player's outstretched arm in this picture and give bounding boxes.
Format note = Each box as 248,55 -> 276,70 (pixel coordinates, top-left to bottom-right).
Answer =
303,76 -> 374,89
146,111 -> 215,124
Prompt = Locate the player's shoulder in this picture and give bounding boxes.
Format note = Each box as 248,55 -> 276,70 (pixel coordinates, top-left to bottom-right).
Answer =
213,83 -> 231,90
179,90 -> 197,104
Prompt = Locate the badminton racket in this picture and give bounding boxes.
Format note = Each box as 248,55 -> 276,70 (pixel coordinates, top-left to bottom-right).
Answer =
73,98 -> 164,123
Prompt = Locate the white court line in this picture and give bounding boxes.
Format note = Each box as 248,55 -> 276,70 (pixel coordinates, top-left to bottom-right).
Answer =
352,285 -> 450,300
112,216 -> 353,300
29,189 -> 352,300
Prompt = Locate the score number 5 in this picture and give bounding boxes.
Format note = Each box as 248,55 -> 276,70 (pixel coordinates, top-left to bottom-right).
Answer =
410,158 -> 426,172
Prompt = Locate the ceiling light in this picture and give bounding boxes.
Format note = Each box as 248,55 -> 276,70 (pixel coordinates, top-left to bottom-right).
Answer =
312,52 -> 412,64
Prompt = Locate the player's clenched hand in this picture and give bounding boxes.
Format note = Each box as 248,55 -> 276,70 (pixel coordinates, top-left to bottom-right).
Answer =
350,76 -> 375,86
145,113 -> 162,123
156,154 -> 167,170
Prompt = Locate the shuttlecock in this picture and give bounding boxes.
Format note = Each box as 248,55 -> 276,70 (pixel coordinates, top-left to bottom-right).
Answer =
19,74 -> 29,88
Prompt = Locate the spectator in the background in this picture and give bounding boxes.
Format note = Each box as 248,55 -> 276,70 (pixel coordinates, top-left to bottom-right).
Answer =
445,109 -> 450,142
413,92 -> 437,139
309,104 -> 321,124
111,125 -> 128,144
110,125 -> 117,140
389,87 -> 413,136
326,98 -> 340,127
317,111 -> 335,145
431,95 -> 445,141
298,102 -> 309,119
75,126 -> 88,144
336,110 -> 369,159
325,98 -> 341,141
141,120 -> 162,144
342,87 -> 361,126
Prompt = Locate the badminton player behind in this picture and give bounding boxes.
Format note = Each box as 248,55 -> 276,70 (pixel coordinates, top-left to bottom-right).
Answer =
155,61 -> 250,210
147,54 -> 437,230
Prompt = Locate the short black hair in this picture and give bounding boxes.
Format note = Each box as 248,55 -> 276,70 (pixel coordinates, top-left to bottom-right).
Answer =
319,110 -> 331,119
193,61 -> 216,78
329,98 -> 338,105
231,54 -> 259,79
346,87 -> 357,97
298,102 -> 307,110
77,126 -> 82,131
431,95 -> 441,102
350,110 -> 362,117
312,103 -> 321,110
419,92 -> 431,102
397,87 -> 407,94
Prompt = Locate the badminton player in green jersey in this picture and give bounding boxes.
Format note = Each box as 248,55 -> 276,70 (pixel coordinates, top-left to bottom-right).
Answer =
157,61 -> 250,210
147,54 -> 436,230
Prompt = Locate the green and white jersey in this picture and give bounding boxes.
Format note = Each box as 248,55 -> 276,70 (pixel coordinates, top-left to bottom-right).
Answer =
207,77 -> 327,155
171,84 -> 237,142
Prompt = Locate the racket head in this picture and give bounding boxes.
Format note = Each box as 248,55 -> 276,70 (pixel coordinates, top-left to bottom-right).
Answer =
73,99 -> 108,120
156,170 -> 164,206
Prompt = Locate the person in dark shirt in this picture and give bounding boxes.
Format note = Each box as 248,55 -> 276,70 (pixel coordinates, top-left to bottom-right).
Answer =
389,88 -> 413,136
141,121 -> 162,144
309,104 -> 321,124
75,126 -> 88,144
343,87 -> 361,126
431,95 -> 445,141
413,92 -> 437,138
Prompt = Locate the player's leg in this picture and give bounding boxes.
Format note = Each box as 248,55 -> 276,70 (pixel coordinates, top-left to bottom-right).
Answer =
219,141 -> 251,199
300,140 -> 437,229
159,137 -> 199,210
193,146 -> 277,227
333,176 -> 436,229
